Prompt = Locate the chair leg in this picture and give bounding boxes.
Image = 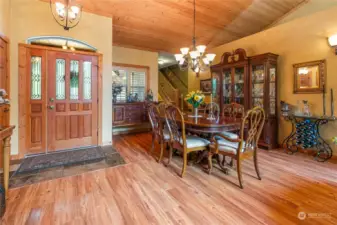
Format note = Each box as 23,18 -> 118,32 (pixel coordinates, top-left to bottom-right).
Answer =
207,152 -> 213,174
151,134 -> 155,154
158,141 -> 164,163
254,150 -> 261,180
180,151 -> 188,177
164,145 -> 173,167
237,158 -> 243,189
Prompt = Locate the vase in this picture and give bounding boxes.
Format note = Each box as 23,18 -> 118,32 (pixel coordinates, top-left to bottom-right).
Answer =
193,107 -> 198,117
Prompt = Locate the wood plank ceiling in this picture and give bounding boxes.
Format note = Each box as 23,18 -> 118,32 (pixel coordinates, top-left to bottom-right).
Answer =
51,0 -> 308,52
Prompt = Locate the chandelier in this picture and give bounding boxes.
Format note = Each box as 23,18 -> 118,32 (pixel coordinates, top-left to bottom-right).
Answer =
50,0 -> 82,30
174,0 -> 216,76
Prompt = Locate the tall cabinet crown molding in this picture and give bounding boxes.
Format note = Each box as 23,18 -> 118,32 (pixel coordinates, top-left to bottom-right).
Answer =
211,49 -> 279,149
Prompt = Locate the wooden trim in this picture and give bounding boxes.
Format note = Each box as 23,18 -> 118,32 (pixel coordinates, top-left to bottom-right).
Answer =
98,54 -> 103,145
112,62 -> 151,92
0,34 -> 10,99
19,43 -> 102,57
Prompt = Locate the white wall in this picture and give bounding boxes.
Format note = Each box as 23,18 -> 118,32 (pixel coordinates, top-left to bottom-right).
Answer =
112,46 -> 159,100
10,0 -> 113,155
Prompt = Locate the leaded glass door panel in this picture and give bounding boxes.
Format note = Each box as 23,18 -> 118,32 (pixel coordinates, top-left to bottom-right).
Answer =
47,51 -> 98,151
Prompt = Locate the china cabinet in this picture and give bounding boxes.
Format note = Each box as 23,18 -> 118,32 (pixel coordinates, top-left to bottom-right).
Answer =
210,48 -> 249,110
249,53 -> 278,149
211,49 -> 279,149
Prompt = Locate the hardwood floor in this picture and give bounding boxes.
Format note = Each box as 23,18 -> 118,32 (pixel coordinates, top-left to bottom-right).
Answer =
2,132 -> 337,225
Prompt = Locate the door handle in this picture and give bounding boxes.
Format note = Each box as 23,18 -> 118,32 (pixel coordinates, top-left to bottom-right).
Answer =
48,105 -> 54,110
49,98 -> 54,102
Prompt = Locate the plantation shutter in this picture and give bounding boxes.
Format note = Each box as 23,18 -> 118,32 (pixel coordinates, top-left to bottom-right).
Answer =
130,71 -> 146,101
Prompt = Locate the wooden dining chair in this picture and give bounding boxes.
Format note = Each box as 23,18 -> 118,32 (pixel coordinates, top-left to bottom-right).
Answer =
221,103 -> 245,139
164,105 -> 210,177
205,102 -> 220,120
148,103 -> 170,163
208,106 -> 265,189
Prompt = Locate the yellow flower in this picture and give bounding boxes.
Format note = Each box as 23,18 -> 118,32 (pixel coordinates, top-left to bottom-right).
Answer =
194,95 -> 201,101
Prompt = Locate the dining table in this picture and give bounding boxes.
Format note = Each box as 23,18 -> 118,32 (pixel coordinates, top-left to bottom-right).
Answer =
181,113 -> 242,135
160,112 -> 244,164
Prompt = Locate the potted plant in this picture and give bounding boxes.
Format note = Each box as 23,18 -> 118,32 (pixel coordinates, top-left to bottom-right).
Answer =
185,90 -> 205,117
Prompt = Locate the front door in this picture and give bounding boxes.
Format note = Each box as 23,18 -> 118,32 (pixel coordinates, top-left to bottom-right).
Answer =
47,51 -> 98,151
20,46 -> 99,154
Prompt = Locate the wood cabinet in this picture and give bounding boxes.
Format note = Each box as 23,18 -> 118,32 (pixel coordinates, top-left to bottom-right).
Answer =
112,102 -> 149,134
249,53 -> 278,149
211,49 -> 249,110
211,49 -> 279,149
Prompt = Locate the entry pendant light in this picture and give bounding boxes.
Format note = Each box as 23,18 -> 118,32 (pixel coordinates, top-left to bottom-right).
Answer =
50,0 -> 82,31
174,0 -> 216,76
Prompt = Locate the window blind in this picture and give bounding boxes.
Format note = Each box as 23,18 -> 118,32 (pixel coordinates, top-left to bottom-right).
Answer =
130,71 -> 146,101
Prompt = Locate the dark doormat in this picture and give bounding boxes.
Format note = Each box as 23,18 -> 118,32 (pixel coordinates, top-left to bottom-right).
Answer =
9,146 -> 125,189
16,146 -> 106,174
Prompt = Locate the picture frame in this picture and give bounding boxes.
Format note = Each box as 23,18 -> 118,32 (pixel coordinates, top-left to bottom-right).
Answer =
200,79 -> 212,94
293,60 -> 326,94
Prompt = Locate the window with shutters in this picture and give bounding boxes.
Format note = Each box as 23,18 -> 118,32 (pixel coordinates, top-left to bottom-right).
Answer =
112,66 -> 148,103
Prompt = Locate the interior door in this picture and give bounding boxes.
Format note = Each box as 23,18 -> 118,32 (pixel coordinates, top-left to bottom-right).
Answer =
47,51 -> 98,151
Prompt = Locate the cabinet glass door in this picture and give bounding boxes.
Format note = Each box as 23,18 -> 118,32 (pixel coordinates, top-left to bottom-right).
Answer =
223,69 -> 232,104
252,65 -> 265,108
269,67 -> 276,115
234,67 -> 244,104
211,70 -> 221,104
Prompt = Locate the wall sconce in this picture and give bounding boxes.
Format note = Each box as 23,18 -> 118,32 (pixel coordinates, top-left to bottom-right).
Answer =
328,34 -> 337,54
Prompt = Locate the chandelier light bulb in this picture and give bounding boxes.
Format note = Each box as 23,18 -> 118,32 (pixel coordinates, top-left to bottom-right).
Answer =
189,51 -> 199,59
206,53 -> 216,62
196,45 -> 206,54
55,2 -> 65,9
202,57 -> 210,65
179,59 -> 185,65
180,47 -> 190,55
71,6 -> 80,14
175,54 -> 184,61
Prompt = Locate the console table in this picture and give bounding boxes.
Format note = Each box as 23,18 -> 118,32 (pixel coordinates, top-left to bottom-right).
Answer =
0,126 -> 15,197
282,114 -> 334,162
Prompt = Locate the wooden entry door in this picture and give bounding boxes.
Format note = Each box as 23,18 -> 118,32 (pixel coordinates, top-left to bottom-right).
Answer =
47,51 -> 98,151
19,46 -> 99,155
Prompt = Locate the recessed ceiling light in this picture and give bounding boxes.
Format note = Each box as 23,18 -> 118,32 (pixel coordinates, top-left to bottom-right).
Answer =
158,60 -> 164,65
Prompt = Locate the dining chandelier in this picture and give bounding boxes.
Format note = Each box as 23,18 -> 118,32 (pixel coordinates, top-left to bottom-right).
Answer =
50,0 -> 82,30
174,0 -> 216,76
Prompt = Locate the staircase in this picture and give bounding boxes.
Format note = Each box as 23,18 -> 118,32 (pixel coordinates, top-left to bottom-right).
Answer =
159,65 -> 189,109
158,71 -> 179,106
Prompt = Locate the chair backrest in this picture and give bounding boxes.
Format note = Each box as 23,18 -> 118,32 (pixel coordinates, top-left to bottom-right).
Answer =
165,105 -> 186,148
158,102 -> 167,116
239,106 -> 265,152
206,102 -> 220,120
148,104 -> 163,138
223,103 -> 245,119
198,102 -> 207,114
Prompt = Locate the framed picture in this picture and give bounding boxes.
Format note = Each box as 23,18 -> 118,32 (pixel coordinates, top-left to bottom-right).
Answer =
293,60 -> 325,94
200,79 -> 212,94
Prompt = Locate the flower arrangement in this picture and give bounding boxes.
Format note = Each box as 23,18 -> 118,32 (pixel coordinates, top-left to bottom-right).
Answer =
185,90 -> 205,108
332,137 -> 337,145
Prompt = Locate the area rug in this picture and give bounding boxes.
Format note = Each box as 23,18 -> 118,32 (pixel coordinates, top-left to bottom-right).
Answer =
9,146 -> 126,188
16,146 -> 106,174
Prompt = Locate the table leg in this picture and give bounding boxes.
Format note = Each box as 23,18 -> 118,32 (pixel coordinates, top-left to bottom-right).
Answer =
3,137 -> 10,198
